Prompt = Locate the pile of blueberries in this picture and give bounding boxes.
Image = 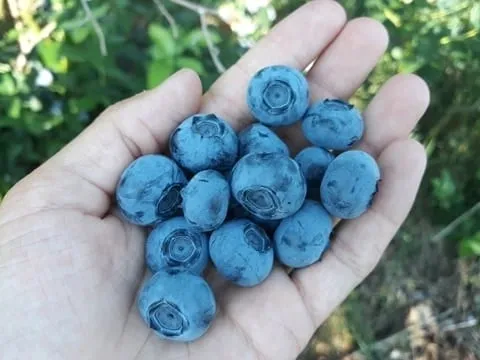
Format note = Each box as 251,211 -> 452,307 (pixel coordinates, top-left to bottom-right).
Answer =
115,65 -> 381,342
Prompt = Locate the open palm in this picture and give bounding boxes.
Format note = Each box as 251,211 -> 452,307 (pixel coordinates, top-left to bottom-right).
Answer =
0,1 -> 429,359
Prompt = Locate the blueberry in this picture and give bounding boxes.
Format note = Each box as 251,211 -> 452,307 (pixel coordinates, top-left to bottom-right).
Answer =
209,219 -> 274,287
169,113 -> 239,173
137,270 -> 216,342
274,200 -> 332,268
231,152 -> 307,220
145,217 -> 209,275
227,198 -> 280,235
302,99 -> 364,150
295,146 -> 335,200
116,154 -> 187,226
249,216 -> 281,236
247,65 -> 309,127
320,150 -> 381,219
181,170 -> 230,232
238,123 -> 289,156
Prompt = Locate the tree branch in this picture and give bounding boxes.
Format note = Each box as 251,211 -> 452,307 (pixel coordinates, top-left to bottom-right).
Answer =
199,12 -> 226,73
432,201 -> 480,243
80,0 -> 107,56
152,0 -> 179,38
344,316 -> 478,359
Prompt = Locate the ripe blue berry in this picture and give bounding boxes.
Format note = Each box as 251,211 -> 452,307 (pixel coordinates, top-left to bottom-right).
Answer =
274,200 -> 332,268
320,150 -> 381,219
210,219 -> 274,287
169,113 -> 239,173
231,152 -> 306,220
227,198 -> 280,235
145,217 -> 209,275
295,146 -> 335,200
137,270 -> 216,342
302,99 -> 364,150
247,65 -> 309,127
238,123 -> 289,156
181,170 -> 230,232
116,154 -> 186,226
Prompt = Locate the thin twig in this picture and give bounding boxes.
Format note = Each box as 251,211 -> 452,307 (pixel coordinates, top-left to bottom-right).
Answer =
169,0 -> 218,15
167,0 -> 225,73
199,12 -> 226,73
344,316 -> 479,359
426,99 -> 480,143
152,0 -> 179,38
432,201 -> 480,243
80,0 -> 107,56
442,318 -> 478,332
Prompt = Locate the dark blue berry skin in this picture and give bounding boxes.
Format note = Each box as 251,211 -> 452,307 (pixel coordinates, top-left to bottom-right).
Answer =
302,99 -> 364,151
238,123 -> 289,157
295,147 -> 335,200
116,154 -> 187,226
209,219 -> 274,287
274,200 -> 332,268
145,217 -> 209,275
247,65 -> 309,127
231,152 -> 307,220
137,270 -> 216,342
228,199 -> 280,235
169,113 -> 239,173
320,150 -> 381,219
181,170 -> 230,232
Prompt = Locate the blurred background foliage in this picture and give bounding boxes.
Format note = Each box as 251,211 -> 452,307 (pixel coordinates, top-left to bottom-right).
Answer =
0,0 -> 479,358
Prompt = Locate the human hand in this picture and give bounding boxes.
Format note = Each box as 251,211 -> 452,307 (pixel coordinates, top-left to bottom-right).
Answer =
0,1 -> 429,359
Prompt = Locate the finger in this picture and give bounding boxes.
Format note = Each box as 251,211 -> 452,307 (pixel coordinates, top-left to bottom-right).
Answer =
3,69 -> 202,219
291,139 -> 427,326
308,17 -> 389,100
201,0 -> 347,130
358,73 -> 431,157
279,17 -> 389,153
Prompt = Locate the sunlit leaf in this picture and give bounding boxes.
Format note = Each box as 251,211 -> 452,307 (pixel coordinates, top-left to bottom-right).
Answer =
182,29 -> 221,53
459,232 -> 480,257
470,3 -> 480,29
0,74 -> 16,95
8,97 -> 22,119
37,40 -> 69,73
147,59 -> 174,89
383,8 -> 402,27
70,27 -> 91,44
148,24 -> 176,57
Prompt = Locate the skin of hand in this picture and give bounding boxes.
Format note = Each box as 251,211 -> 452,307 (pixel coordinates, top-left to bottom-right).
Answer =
0,1 -> 430,359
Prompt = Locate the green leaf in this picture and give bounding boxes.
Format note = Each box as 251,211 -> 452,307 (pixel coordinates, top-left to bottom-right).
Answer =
470,3 -> 480,30
459,232 -> 480,257
182,29 -> 221,53
70,26 -> 91,44
177,57 -> 205,75
0,74 -> 16,95
68,97 -> 99,113
36,40 -> 69,73
384,8 -> 402,27
8,97 -> 22,119
148,24 -> 176,57
147,59 -> 174,89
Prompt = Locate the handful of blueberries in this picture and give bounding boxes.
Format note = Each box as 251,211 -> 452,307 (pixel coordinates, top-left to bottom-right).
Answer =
115,65 -> 381,342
